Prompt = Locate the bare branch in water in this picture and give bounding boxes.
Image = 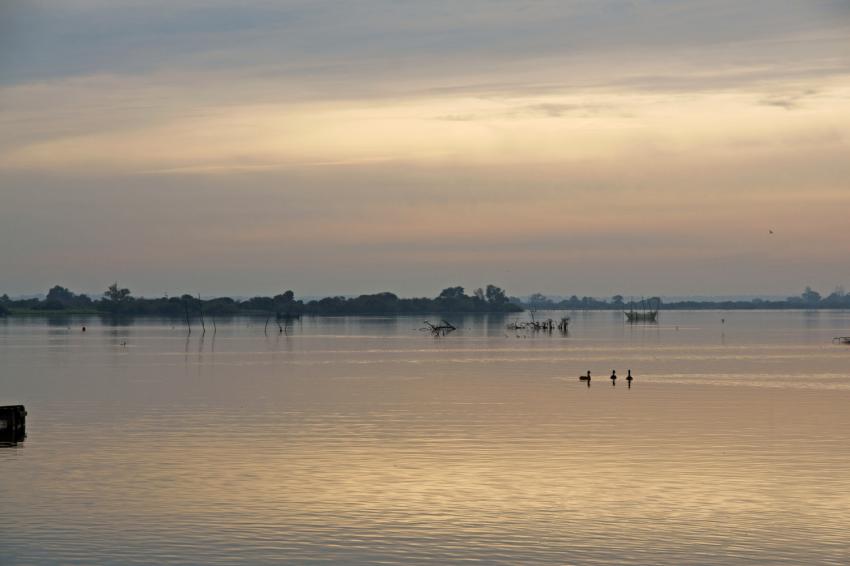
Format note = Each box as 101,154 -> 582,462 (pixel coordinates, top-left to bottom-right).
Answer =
421,320 -> 457,336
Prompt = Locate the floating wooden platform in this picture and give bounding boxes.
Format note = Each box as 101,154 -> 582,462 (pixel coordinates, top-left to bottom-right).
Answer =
0,405 -> 27,443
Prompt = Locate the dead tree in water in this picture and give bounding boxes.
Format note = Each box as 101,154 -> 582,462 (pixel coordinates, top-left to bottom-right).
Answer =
507,317 -> 567,334
275,311 -> 290,334
182,297 -> 192,335
197,294 -> 206,335
274,312 -> 300,335
512,310 -> 557,331
530,318 -> 555,332
422,320 -> 456,336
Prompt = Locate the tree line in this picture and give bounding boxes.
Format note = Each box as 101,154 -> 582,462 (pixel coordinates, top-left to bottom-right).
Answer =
0,283 -> 521,317
516,286 -> 850,310
4,284 -> 850,318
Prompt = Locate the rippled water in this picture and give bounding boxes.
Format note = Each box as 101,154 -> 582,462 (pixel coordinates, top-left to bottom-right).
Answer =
2,311 -> 850,564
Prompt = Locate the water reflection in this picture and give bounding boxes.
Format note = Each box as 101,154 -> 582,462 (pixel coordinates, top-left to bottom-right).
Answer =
2,312 -> 850,564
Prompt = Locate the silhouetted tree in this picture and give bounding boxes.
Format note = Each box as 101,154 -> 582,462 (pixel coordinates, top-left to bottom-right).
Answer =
102,282 -> 132,313
823,287 -> 849,308
273,290 -> 296,314
801,286 -> 821,305
485,284 -> 508,305
438,286 -> 466,300
104,282 -> 131,303
45,285 -> 92,308
46,285 -> 74,305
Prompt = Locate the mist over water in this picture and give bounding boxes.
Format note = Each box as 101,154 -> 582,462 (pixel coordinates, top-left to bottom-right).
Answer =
2,311 -> 850,564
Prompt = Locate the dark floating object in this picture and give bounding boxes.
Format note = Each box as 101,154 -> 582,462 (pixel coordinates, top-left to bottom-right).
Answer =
507,317 -> 563,332
833,337 -> 850,345
0,405 -> 27,444
625,297 -> 660,323
422,320 -> 456,336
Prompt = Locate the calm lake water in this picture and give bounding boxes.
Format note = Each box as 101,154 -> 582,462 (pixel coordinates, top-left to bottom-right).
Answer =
2,311 -> 850,565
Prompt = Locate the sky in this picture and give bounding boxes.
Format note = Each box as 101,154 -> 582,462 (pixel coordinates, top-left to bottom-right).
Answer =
2,0 -> 849,299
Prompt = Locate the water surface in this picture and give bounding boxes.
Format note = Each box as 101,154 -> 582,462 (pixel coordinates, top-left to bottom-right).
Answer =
2,311 -> 849,564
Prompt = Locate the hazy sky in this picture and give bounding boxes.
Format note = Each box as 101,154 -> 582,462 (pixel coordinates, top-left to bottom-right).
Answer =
2,0 -> 849,298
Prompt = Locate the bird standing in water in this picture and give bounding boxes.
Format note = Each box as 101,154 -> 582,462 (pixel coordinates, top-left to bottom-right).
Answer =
610,370 -> 617,386
626,369 -> 634,388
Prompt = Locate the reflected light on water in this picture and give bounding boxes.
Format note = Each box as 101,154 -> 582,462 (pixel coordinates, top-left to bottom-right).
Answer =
1,311 -> 850,564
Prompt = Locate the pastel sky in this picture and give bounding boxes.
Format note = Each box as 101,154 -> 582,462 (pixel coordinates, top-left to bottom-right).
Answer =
2,0 -> 849,298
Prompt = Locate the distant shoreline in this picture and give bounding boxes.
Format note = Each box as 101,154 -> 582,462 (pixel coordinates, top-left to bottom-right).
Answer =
3,285 -> 848,317
0,284 -> 521,318
4,306 -> 850,319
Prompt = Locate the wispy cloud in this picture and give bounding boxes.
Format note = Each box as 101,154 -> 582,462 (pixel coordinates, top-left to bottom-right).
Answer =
757,89 -> 820,110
